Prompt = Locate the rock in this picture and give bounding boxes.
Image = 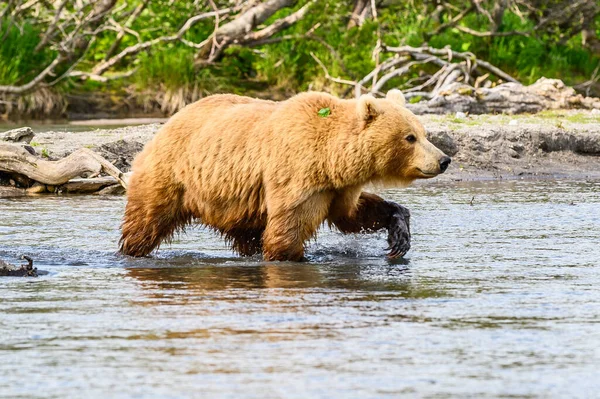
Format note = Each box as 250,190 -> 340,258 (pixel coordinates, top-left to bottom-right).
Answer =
428,130 -> 459,156
508,120 -> 518,126
0,257 -> 47,277
95,184 -> 126,195
23,145 -> 36,155
455,111 -> 467,119
0,127 -> 35,143
573,133 -> 600,155
98,139 -> 144,172
406,78 -> 600,115
27,182 -> 47,194
511,143 -> 525,153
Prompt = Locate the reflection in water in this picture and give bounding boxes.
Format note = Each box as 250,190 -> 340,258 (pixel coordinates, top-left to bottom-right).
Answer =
1,179 -> 600,398
126,261 -> 440,295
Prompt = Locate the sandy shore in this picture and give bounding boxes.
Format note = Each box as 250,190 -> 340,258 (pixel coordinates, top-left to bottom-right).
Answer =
8,110 -> 600,186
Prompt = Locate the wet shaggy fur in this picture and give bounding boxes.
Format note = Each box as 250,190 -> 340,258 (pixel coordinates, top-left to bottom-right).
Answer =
120,91 -> 447,261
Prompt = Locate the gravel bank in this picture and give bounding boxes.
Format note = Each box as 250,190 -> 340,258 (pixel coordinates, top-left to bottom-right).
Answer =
6,110 -> 600,184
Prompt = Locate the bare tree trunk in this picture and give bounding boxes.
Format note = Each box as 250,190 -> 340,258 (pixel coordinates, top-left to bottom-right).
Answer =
490,0 -> 509,32
195,0 -> 297,62
68,0 -> 118,59
347,0 -> 371,28
103,0 -> 149,60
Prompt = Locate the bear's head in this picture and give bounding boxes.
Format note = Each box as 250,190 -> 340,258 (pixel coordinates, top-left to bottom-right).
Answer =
357,89 -> 451,184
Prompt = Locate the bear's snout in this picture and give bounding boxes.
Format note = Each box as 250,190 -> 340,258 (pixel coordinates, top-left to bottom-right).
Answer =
439,156 -> 451,173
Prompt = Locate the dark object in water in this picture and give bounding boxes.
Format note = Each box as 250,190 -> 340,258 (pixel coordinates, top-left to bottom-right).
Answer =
0,255 -> 46,277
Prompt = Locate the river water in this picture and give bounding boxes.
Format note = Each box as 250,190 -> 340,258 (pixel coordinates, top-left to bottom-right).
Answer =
1,179 -> 599,398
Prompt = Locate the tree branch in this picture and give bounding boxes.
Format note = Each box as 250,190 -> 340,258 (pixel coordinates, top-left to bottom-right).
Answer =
455,25 -> 530,37
103,0 -> 149,60
0,56 -> 65,94
310,52 -> 358,87
196,0 -> 297,60
237,1 -> 314,46
92,7 -> 236,76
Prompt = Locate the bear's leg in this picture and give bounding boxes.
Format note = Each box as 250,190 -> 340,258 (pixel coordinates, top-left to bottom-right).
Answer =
262,193 -> 332,262
120,181 -> 189,257
329,192 -> 411,258
262,210 -> 309,261
224,227 -> 264,256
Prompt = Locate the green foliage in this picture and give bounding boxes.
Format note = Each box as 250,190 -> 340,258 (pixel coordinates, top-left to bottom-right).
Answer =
1,0 -> 599,116
0,21 -> 54,85
428,10 -> 598,85
134,46 -> 197,90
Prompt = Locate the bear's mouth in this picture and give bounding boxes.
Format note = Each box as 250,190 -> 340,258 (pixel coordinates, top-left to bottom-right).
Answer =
416,168 -> 438,178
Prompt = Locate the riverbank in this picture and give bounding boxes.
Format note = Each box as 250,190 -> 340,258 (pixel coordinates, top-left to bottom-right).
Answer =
1,110 -> 600,197
33,111 -> 600,180
424,111 -> 600,181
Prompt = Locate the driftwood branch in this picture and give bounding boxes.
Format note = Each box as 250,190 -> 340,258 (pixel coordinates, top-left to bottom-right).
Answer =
0,143 -> 127,189
383,45 -> 518,83
313,41 -> 521,102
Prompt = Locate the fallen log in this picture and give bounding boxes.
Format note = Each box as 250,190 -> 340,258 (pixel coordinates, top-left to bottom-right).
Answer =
62,177 -> 122,194
0,186 -> 26,197
0,143 -> 127,189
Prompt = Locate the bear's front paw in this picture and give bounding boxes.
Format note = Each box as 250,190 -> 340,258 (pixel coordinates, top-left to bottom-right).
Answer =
386,206 -> 411,258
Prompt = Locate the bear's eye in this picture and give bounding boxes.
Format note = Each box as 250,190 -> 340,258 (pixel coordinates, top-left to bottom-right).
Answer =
406,134 -> 417,143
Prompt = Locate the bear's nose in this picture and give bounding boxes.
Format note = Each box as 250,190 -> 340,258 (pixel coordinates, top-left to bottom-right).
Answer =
439,156 -> 451,173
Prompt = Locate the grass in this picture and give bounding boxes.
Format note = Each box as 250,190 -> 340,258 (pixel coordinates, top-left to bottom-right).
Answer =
425,111 -> 600,127
0,23 -> 55,85
535,110 -> 600,124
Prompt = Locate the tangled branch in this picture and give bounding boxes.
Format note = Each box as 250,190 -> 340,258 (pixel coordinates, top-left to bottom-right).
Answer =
0,0 -> 313,96
313,43 -> 519,99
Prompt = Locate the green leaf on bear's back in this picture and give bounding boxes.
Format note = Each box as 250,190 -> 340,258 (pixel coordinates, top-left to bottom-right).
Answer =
318,107 -> 331,118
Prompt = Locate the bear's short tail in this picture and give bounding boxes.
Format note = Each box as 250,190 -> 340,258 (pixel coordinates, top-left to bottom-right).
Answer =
119,169 -> 189,257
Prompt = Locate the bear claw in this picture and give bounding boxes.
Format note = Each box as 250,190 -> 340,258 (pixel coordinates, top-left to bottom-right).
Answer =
386,208 -> 411,258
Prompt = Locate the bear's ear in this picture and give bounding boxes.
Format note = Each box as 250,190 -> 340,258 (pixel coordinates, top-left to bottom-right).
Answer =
386,89 -> 406,106
357,94 -> 381,122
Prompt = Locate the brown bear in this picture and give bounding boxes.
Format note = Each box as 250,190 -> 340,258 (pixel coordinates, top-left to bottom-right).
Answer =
119,90 -> 450,261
